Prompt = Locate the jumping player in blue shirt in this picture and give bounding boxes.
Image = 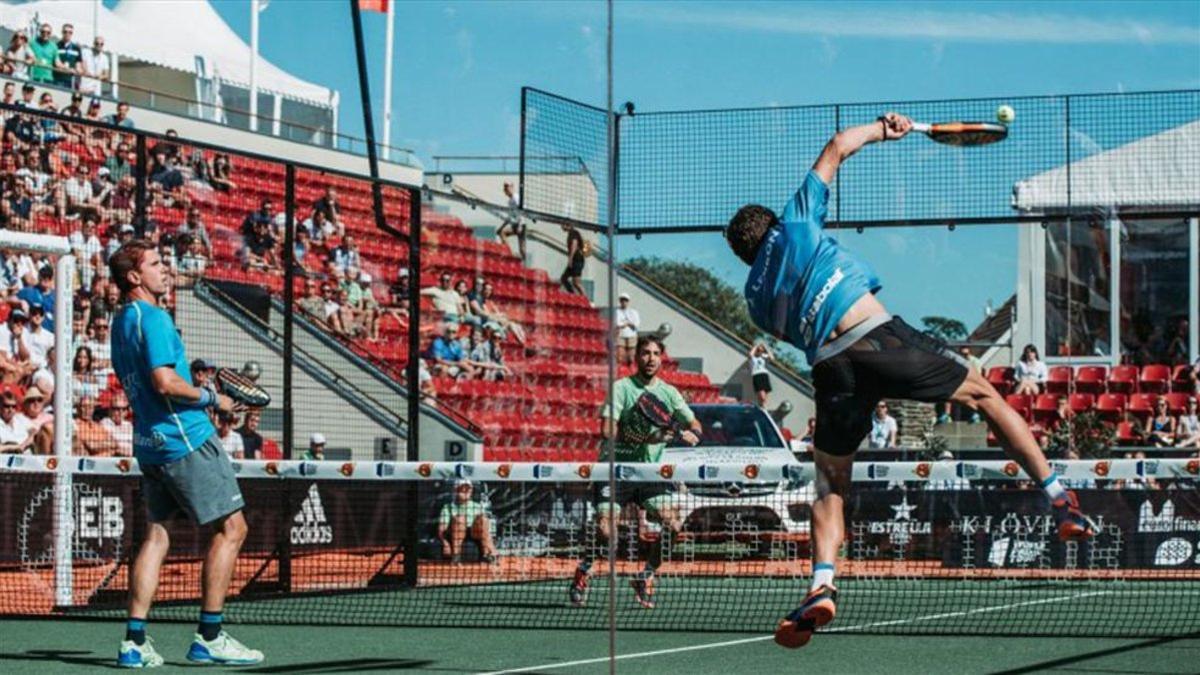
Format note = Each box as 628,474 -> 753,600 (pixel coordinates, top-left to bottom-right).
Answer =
724,112 -> 1096,649
109,240 -> 264,668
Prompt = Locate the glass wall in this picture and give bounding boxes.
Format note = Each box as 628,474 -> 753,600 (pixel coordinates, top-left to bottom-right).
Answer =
1118,218 -> 1189,366
1044,219 -> 1113,358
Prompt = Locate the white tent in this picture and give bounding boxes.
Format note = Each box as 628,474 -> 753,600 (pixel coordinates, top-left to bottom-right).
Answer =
0,0 -> 334,105
1013,119 -> 1200,211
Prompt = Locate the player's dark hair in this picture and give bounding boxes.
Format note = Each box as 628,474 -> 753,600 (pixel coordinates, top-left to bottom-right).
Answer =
109,239 -> 155,295
636,334 -> 665,355
726,204 -> 778,265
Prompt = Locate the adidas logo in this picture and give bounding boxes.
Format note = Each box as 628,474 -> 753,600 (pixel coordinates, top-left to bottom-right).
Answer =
291,484 -> 333,545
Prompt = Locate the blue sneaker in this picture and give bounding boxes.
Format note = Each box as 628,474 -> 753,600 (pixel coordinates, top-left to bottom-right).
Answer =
117,638 -> 164,668
186,631 -> 264,665
775,584 -> 838,649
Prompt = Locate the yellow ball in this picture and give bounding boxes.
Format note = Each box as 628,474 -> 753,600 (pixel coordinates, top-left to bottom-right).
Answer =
996,105 -> 1015,124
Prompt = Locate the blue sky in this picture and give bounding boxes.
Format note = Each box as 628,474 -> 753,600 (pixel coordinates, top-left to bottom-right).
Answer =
205,0 -> 1199,334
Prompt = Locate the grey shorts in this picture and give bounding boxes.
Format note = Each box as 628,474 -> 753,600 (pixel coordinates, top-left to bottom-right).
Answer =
140,435 -> 244,526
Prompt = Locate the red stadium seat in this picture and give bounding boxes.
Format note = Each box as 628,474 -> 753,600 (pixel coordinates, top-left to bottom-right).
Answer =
1108,365 -> 1139,394
1032,394 -> 1061,427
1068,393 -> 1095,414
1141,365 -> 1171,394
1004,394 -> 1033,421
1074,366 -> 1108,395
1095,393 -> 1127,422
1172,365 -> 1195,392
1127,393 -> 1157,422
987,367 -> 1015,395
1046,366 -> 1073,395
1116,421 -> 1138,446
1164,392 -> 1192,416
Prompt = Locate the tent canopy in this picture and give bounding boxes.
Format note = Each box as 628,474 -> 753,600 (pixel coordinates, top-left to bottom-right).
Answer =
1013,119 -> 1200,212
1,0 -> 334,105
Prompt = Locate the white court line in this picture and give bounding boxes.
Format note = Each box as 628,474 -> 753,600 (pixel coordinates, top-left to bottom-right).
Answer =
476,589 -> 1112,675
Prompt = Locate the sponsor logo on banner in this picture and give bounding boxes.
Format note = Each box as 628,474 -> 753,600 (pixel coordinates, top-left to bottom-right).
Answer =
496,464 -> 511,478
232,461 -> 243,475
1136,460 -> 1160,477
1003,462 -> 1019,477
659,465 -> 675,480
376,463 -> 395,477
576,464 -> 591,479
615,465 -> 635,481
988,537 -> 1046,566
299,462 -> 318,477
784,465 -> 805,483
339,462 -> 355,477
699,465 -> 721,480
914,463 -> 930,479
77,458 -> 94,472
956,463 -> 980,479
45,457 -> 56,470
264,462 -> 279,476
1093,461 -> 1110,477
20,483 -> 125,599
863,496 -> 931,545
1154,538 -> 1196,566
1138,500 -> 1200,533
743,464 -> 759,479
117,459 -> 132,473
417,463 -> 432,477
534,464 -> 555,479
1187,460 -> 1200,475
291,484 -> 333,545
455,464 -> 475,478
1051,461 -> 1068,476
6,455 -> 24,469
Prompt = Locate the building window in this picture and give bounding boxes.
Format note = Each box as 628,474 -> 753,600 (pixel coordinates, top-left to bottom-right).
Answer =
1119,218 -> 1189,366
1045,219 -> 1112,357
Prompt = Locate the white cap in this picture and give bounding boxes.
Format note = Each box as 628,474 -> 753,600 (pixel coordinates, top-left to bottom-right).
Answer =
398,267 -> 409,277
310,432 -> 326,445
119,223 -> 135,234
359,272 -> 372,283
618,292 -> 631,301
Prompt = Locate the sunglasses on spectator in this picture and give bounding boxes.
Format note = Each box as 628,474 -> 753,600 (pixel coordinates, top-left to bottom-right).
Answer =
111,405 -> 128,411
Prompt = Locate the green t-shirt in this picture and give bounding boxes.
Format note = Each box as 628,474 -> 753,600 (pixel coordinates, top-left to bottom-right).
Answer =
29,39 -> 58,83
438,500 -> 487,527
601,375 -> 695,463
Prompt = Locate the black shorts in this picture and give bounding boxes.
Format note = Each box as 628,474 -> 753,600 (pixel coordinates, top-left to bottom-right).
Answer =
593,482 -> 676,517
566,254 -> 585,277
752,373 -> 772,393
812,316 -> 969,456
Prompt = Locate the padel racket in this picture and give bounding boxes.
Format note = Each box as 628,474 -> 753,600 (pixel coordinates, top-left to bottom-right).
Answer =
910,121 -> 1007,146
621,392 -> 686,445
216,367 -> 271,408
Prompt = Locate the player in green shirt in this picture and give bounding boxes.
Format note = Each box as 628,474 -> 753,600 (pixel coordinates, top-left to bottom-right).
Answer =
569,335 -> 702,609
437,479 -> 496,564
29,24 -> 62,84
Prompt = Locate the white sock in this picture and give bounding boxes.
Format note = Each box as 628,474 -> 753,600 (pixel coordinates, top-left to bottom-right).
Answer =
810,563 -> 835,591
1041,473 -> 1067,502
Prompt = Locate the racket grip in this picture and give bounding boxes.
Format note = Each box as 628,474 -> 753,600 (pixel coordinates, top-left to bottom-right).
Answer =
910,122 -> 931,134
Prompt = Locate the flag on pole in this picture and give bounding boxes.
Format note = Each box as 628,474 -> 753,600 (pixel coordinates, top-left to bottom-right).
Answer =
358,0 -> 388,12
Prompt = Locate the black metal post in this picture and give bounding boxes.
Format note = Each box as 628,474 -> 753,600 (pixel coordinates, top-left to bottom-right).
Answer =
282,165 -> 296,461
518,87 -> 528,210
134,135 -> 147,235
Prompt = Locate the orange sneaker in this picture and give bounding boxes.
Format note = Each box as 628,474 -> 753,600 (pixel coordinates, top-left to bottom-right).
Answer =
1053,490 -> 1098,541
774,584 -> 838,649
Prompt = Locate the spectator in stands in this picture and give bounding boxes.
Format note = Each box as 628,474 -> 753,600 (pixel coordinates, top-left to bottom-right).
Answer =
561,222 -> 586,296
241,218 -> 279,273
422,272 -> 464,324
215,410 -> 244,459
1166,318 -> 1189,366
207,153 -> 236,192
157,236 -> 178,279
19,266 -> 56,329
452,279 -> 472,323
418,359 -> 436,403
18,82 -> 36,108
302,208 -> 335,243
1176,397 -> 1200,448
437,479 -> 497,564
940,346 -> 983,425
296,279 -> 325,320
73,345 -> 102,401
474,282 -> 527,346
62,162 -> 102,220
73,395 -> 118,456
19,386 -> 53,454
1,180 -> 34,231
34,92 -> 64,147
472,323 -> 510,381
427,322 -> 475,380
334,287 -> 361,338
22,306 -> 53,369
303,432 -> 326,460
103,101 -> 134,129
331,234 -> 361,274
60,91 -> 85,118
866,401 -> 898,450
386,267 -> 410,321
55,24 -> 83,89
3,33 -> 34,80
175,235 -> 205,284
312,186 -> 343,233
0,384 -> 34,453
1145,397 -> 1176,448
103,142 -> 133,184
101,392 -> 133,456
614,293 -> 641,366
748,342 -> 774,408
318,283 -> 347,334
1013,344 -> 1047,396
79,35 -> 109,96
356,272 -> 381,341
292,227 -> 310,268
189,359 -> 218,397
148,146 -> 188,208
496,181 -> 526,261
1,81 -> 14,112
68,214 -> 104,289
0,309 -> 36,384
238,410 -> 264,460
29,24 -> 62,84
176,207 -> 212,256
105,224 -> 135,265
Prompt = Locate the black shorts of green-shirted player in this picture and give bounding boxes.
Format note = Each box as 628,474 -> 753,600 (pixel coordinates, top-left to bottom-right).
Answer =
108,240 -> 262,668
569,335 -> 701,610
724,112 -> 1098,650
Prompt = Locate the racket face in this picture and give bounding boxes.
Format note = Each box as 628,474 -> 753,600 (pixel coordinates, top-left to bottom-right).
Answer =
927,122 -> 1007,146
217,368 -> 272,407
635,393 -> 674,429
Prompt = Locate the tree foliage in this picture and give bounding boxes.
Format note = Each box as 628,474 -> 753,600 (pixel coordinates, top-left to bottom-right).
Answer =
921,315 -> 969,343
623,257 -> 809,377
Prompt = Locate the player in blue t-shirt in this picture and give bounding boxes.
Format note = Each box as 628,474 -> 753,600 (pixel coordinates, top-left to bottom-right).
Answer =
108,240 -> 264,668
724,112 -> 1096,650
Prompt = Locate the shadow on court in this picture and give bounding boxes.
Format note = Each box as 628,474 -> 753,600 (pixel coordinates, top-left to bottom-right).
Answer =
244,658 -> 436,673
0,649 -> 118,669
988,632 -> 1200,675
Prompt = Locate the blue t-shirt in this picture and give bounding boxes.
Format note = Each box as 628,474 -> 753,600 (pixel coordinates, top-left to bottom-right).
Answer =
16,285 -> 55,331
743,171 -> 882,364
111,301 -> 215,465
430,336 -> 464,362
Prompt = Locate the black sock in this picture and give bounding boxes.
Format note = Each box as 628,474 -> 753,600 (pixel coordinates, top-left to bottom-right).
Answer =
198,611 -> 222,641
126,618 -> 147,646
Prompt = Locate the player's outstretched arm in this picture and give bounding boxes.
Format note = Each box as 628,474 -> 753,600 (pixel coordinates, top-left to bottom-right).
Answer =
812,112 -> 912,185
